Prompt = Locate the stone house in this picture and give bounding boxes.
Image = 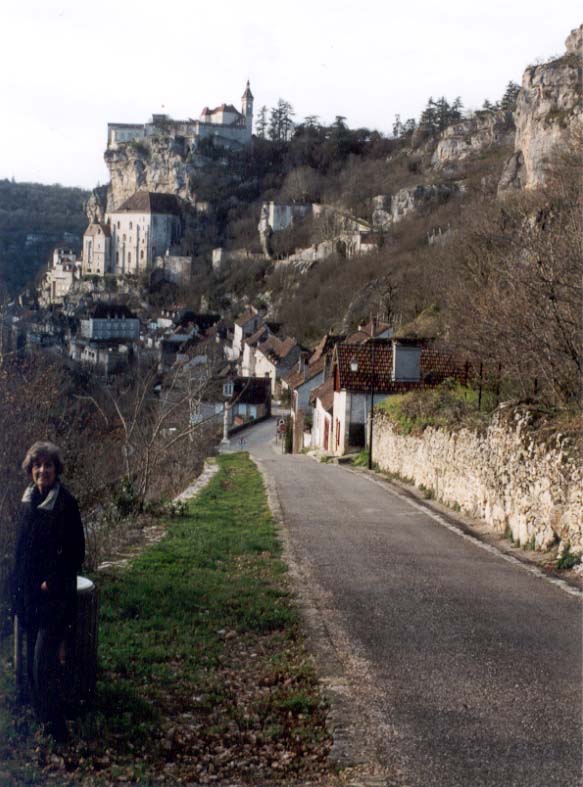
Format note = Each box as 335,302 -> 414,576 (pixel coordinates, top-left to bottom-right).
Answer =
39,247 -> 82,305
82,223 -> 111,276
331,340 -> 462,456
283,353 -> 327,453
254,335 -> 301,397
310,377 -> 335,453
232,306 -> 262,358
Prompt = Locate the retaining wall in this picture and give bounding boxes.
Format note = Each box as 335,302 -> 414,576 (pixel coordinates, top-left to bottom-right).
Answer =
373,405 -> 582,552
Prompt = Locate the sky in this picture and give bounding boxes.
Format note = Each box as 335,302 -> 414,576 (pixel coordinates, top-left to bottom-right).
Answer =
1,0 -> 581,190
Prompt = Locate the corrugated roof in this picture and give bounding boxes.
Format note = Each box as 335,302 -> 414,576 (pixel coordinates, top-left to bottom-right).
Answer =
114,192 -> 181,215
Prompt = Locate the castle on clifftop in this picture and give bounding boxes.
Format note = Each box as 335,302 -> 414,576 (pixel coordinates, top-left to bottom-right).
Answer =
107,81 -> 254,151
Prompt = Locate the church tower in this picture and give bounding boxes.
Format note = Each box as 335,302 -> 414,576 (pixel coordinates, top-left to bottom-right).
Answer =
241,80 -> 254,140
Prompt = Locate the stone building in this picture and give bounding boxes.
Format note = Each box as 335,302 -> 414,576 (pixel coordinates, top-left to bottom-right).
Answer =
82,223 -> 111,276
39,247 -> 82,305
82,192 -> 182,277
108,192 -> 182,275
107,81 -> 254,151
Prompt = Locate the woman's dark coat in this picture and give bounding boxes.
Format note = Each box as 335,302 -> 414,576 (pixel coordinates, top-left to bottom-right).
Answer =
13,482 -> 85,634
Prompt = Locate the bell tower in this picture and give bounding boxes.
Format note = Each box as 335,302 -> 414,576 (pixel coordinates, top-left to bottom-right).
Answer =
241,80 -> 254,140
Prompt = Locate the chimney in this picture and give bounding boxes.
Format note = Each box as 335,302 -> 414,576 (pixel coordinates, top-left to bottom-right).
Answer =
298,351 -> 309,379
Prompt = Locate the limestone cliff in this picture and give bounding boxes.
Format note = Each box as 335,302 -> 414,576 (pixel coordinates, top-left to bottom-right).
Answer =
432,111 -> 514,171
102,136 -> 206,213
499,23 -> 582,192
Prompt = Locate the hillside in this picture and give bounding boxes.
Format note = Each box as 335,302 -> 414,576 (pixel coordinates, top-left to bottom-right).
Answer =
0,180 -> 89,296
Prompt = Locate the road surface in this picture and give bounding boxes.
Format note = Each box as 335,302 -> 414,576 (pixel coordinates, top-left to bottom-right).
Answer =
241,418 -> 582,787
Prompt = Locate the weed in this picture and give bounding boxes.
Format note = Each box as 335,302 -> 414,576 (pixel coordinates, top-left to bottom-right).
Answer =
557,544 -> 582,570
523,535 -> 537,551
419,484 -> 435,500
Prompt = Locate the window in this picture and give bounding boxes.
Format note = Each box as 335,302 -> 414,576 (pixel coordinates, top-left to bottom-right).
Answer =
129,222 -> 133,230
117,221 -> 120,229
128,253 -> 131,264
123,234 -> 126,242
140,250 -> 144,260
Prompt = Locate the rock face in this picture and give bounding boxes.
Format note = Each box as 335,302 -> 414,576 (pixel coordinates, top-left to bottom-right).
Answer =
84,185 -> 108,223
432,111 -> 514,170
373,406 -> 582,553
390,183 -> 460,223
499,24 -> 583,192
103,137 -> 205,212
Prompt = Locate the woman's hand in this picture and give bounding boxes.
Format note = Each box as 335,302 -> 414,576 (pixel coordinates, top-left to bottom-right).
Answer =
41,581 -> 48,592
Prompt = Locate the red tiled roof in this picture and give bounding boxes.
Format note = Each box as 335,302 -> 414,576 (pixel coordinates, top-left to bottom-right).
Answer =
284,355 -> 326,390
335,342 -> 462,393
235,308 -> 258,328
258,335 -> 298,364
310,377 -> 334,412
309,333 -> 345,364
244,325 -> 270,347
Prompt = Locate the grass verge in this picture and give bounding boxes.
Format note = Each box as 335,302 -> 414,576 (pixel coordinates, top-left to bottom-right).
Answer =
0,453 -> 332,785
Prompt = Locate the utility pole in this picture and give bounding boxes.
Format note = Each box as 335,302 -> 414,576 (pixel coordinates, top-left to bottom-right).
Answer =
368,339 -> 375,470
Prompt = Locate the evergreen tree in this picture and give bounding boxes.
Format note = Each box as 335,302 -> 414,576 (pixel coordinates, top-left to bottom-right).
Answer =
256,106 -> 268,138
500,81 -> 520,112
268,99 -> 295,142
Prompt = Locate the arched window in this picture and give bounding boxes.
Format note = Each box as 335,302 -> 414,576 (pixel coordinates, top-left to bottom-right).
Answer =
140,250 -> 144,260
128,252 -> 131,264
129,222 -> 133,230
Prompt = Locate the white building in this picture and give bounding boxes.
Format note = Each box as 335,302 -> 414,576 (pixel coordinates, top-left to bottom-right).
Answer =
83,223 -> 111,276
107,82 -> 254,151
39,247 -> 82,305
108,192 -> 182,276
82,192 -> 182,277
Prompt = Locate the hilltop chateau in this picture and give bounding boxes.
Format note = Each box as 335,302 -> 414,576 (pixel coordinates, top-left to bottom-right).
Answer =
107,81 -> 254,151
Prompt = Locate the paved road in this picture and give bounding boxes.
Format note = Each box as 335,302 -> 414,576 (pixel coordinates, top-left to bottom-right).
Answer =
242,418 -> 583,787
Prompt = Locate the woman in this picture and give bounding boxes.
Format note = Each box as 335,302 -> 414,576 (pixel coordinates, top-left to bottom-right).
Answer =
13,441 -> 85,741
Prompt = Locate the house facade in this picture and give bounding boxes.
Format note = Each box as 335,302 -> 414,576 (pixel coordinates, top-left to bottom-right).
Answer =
39,247 -> 82,305
80,304 -> 140,341
331,340 -> 462,456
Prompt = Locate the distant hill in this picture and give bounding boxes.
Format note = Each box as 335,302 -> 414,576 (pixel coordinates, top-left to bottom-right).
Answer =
0,179 -> 89,296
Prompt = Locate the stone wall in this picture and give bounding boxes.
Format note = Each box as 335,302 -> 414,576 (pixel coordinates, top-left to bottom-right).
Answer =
372,405 -> 582,553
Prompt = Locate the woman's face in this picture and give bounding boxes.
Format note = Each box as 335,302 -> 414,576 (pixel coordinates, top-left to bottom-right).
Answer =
32,457 -> 57,494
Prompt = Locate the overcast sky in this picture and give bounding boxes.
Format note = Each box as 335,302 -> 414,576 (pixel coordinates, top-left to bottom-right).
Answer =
1,0 -> 580,189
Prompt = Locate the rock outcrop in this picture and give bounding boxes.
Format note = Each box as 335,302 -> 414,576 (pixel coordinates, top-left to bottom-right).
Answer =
499,23 -> 582,192
432,111 -> 514,171
103,137 -> 206,212
390,182 -> 461,223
